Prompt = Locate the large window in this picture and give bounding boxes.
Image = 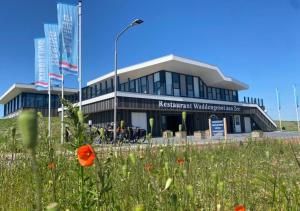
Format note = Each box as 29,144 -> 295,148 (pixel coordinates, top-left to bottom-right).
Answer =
172,73 -> 180,96
135,79 -> 140,93
187,76 -> 194,98
193,77 -> 199,98
154,73 -> 161,95
148,75 -> 154,94
180,74 -> 186,97
141,76 -> 147,94
207,87 -> 212,99
166,72 -> 173,95
129,79 -> 135,92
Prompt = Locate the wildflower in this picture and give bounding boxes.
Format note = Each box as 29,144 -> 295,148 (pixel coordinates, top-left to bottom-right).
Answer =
48,162 -> 56,170
176,158 -> 185,165
234,204 -> 246,211
77,144 -> 95,167
144,163 -> 153,172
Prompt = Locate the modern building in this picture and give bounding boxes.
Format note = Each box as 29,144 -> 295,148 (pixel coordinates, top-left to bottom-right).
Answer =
80,55 -> 276,135
0,55 -> 277,135
0,83 -> 77,118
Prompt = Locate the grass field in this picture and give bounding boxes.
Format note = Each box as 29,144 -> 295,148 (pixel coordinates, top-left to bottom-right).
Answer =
1,113 -> 300,210
274,120 -> 299,131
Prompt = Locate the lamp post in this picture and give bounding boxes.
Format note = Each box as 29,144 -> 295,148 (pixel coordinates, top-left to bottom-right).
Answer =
113,19 -> 143,143
88,120 -> 93,143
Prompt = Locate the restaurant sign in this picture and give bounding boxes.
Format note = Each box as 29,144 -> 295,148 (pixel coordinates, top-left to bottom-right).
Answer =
158,100 -> 242,112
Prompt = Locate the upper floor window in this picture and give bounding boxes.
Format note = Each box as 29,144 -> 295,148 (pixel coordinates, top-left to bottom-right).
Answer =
166,72 -> 173,95
180,74 -> 186,97
187,76 -> 194,98
148,74 -> 154,94
141,76 -> 147,94
172,73 -> 180,97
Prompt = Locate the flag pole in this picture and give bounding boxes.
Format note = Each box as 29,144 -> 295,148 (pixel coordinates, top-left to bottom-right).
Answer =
61,72 -> 64,144
78,0 -> 82,111
293,85 -> 300,132
276,88 -> 282,131
48,76 -> 51,139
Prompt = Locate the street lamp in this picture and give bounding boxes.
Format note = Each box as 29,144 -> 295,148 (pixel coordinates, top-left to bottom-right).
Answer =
113,19 -> 144,143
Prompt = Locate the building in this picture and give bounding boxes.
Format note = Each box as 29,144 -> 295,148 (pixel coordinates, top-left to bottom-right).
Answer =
0,83 -> 77,118
81,55 -> 276,135
0,55 -> 277,135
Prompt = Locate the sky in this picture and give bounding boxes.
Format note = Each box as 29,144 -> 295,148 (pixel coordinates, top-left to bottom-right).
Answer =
0,0 -> 299,120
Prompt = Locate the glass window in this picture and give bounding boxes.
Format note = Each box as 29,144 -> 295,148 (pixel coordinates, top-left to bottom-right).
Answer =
212,88 -> 217,100
107,79 -> 112,93
36,94 -> 44,107
233,90 -> 237,102
180,74 -> 186,97
208,87 -> 212,99
225,89 -> 229,101
229,90 -> 233,101
216,88 -> 221,100
120,83 -> 125,92
166,72 -> 173,95
25,93 -> 35,107
193,77 -> 199,98
129,80 -> 135,92
135,79 -> 140,93
141,77 -> 147,94
148,74 -> 154,94
187,76 -> 194,98
172,73 -> 180,96
124,82 -> 129,92
154,73 -> 160,94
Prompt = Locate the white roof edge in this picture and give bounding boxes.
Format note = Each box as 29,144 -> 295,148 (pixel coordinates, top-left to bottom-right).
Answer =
0,83 -> 78,104
0,84 -> 16,102
171,55 -> 249,90
87,54 -> 249,90
87,54 -> 175,86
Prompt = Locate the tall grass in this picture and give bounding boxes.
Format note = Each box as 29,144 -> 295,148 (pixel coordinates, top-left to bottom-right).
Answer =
0,105 -> 300,210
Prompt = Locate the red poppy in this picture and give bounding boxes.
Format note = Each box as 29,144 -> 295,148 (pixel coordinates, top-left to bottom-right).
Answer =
77,144 -> 96,167
176,158 -> 185,165
47,162 -> 56,170
144,163 -> 153,172
234,204 -> 246,211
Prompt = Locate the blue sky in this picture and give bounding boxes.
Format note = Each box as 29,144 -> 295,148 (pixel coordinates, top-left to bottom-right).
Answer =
0,0 -> 299,120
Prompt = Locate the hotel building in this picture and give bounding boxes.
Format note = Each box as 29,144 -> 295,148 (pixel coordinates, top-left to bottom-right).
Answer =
0,55 -> 277,135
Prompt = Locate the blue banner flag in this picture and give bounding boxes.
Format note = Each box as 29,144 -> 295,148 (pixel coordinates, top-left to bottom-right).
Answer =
44,24 -> 62,84
57,3 -> 78,75
35,38 -> 48,90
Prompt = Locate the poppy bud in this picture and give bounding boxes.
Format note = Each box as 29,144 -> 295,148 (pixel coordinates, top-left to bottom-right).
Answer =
120,120 -> 125,129
18,110 -> 38,149
77,110 -> 84,124
46,202 -> 59,211
149,118 -> 154,129
134,204 -> 145,211
163,178 -> 173,191
182,111 -> 187,122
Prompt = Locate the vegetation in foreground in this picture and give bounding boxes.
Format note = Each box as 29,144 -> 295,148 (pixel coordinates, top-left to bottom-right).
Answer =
0,105 -> 300,210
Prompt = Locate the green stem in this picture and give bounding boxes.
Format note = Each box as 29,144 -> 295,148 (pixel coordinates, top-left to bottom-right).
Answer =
80,166 -> 84,210
30,148 -> 43,211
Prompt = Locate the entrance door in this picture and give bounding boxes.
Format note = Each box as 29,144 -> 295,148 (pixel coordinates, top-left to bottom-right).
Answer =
164,114 -> 181,134
244,117 -> 252,133
131,112 -> 147,130
233,115 -> 241,133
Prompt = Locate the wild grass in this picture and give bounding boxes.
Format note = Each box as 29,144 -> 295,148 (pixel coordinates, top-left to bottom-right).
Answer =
1,108 -> 300,210
1,137 -> 300,210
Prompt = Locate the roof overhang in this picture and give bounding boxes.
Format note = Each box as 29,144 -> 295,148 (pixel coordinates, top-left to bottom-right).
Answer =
0,83 -> 78,104
87,55 -> 249,90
